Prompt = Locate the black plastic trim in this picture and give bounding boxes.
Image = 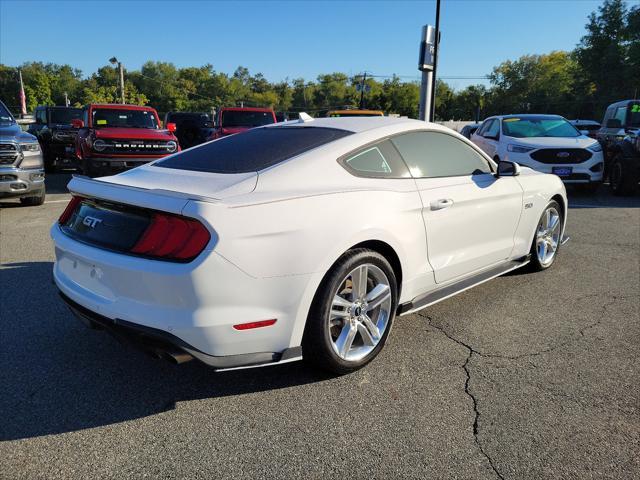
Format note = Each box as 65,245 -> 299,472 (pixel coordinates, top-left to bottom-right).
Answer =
397,258 -> 528,315
59,291 -> 298,370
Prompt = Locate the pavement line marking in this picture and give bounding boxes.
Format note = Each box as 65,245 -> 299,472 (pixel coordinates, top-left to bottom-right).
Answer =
45,199 -> 72,204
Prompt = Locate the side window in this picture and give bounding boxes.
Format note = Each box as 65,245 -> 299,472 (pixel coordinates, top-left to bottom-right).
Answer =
614,106 -> 627,125
476,120 -> 490,136
36,109 -> 46,124
602,107 -> 614,124
341,139 -> 410,178
391,131 -> 492,179
484,119 -> 500,138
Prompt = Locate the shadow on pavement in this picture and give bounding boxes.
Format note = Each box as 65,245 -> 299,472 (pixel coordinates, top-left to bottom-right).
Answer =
45,171 -> 74,194
566,184 -> 640,209
0,261 -> 330,441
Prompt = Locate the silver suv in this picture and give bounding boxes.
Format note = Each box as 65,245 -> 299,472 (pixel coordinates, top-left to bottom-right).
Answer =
0,100 -> 45,206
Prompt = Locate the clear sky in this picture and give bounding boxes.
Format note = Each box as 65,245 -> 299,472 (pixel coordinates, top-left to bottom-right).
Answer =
0,0 -> 630,90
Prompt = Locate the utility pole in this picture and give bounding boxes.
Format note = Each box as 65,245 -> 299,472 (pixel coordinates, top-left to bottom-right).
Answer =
429,0 -> 441,122
359,72 -> 367,109
418,25 -> 436,121
109,57 -> 125,104
64,92 -> 69,107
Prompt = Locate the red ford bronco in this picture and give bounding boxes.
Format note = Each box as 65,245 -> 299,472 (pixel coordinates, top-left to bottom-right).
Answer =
208,107 -> 277,141
72,104 -> 180,177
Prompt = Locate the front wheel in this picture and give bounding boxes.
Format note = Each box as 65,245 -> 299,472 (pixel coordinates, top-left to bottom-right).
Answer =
528,200 -> 563,272
20,189 -> 46,206
609,153 -> 638,196
303,249 -> 397,374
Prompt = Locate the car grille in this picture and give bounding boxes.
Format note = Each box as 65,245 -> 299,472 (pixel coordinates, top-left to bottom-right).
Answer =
530,148 -> 592,164
97,139 -> 174,156
53,130 -> 78,143
0,142 -> 20,166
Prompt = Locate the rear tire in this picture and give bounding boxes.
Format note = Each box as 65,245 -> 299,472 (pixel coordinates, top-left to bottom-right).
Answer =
302,249 -> 398,374
609,153 -> 638,196
528,200 -> 563,272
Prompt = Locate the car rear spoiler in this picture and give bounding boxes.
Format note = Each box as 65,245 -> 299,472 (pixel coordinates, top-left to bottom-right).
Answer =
67,174 -> 219,215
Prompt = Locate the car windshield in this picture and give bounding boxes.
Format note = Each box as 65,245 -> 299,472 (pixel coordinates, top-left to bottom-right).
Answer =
156,126 -> 352,173
630,103 -> 640,127
92,108 -> 159,129
168,113 -> 210,127
50,108 -> 82,124
221,110 -> 275,128
502,117 -> 580,138
0,102 -> 15,124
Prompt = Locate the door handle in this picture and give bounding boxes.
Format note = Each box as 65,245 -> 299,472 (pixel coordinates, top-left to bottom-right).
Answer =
430,198 -> 454,210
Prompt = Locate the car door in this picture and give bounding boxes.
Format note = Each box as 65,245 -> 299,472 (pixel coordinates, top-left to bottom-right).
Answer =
470,119 -> 490,152
480,119 -> 501,159
390,130 -> 523,284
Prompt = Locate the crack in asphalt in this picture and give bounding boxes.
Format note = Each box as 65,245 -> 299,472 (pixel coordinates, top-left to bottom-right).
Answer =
418,292 -> 625,480
423,314 -> 505,480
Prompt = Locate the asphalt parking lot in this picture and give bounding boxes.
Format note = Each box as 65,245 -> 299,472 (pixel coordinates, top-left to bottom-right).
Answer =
1,174 -> 638,479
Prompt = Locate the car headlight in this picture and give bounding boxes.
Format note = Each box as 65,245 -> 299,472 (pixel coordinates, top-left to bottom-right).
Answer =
20,142 -> 41,153
587,142 -> 602,152
166,140 -> 177,153
92,139 -> 107,152
507,144 -> 535,153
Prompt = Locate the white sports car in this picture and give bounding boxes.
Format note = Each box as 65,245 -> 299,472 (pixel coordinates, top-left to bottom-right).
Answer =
52,116 -> 568,374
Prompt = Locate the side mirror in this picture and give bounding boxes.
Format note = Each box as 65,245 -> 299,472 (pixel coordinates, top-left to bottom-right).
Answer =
71,119 -> 84,129
496,160 -> 520,177
166,122 -> 177,133
484,133 -> 499,141
606,118 -> 622,129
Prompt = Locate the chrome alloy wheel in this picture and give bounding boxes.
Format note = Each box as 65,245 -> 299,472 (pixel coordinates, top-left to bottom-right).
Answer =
329,263 -> 392,362
536,206 -> 561,266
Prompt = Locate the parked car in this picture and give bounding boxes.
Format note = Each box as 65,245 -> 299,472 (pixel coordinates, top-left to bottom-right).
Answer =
52,116 -> 568,374
460,123 -> 481,139
597,100 -> 640,195
327,109 -> 384,117
28,106 -> 82,172
471,114 -> 604,193
72,103 -> 180,177
569,119 -> 601,139
163,111 -> 214,149
208,107 -> 276,141
0,99 -> 45,205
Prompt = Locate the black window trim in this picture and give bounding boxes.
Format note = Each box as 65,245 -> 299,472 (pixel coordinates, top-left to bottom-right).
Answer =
337,128 -> 495,180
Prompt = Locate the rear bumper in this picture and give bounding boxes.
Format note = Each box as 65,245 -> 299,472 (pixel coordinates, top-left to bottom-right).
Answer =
51,222 -> 310,367
60,291 -> 301,370
0,167 -> 45,198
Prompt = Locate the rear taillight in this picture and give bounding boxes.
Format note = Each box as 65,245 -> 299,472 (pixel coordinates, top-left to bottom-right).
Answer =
58,196 -> 82,225
131,212 -> 210,261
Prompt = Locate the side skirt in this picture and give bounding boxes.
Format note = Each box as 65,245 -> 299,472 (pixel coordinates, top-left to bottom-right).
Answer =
397,257 -> 530,316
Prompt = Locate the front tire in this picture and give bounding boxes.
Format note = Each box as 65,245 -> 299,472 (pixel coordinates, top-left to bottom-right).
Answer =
609,153 -> 638,196
302,249 -> 398,374
20,189 -> 46,206
528,200 -> 562,272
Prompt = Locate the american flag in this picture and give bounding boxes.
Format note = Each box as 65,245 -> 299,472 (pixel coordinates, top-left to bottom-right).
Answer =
18,70 -> 27,116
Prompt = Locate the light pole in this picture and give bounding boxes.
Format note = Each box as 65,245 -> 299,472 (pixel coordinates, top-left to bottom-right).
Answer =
109,57 -> 125,104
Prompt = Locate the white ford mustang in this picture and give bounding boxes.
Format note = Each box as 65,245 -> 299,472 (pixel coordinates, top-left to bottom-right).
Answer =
52,116 -> 568,374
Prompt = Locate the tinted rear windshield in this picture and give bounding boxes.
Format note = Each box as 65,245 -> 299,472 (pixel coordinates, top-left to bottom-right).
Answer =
50,108 -> 82,124
221,110 -> 275,127
155,126 -> 353,173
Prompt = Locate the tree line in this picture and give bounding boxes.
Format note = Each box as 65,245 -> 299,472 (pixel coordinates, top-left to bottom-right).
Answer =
0,0 -> 637,121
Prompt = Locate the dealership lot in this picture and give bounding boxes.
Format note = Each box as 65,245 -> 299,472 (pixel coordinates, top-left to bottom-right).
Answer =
1,175 -> 638,479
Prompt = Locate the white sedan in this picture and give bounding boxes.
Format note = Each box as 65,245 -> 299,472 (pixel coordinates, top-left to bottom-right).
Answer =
471,114 -> 604,193
52,116 -> 568,374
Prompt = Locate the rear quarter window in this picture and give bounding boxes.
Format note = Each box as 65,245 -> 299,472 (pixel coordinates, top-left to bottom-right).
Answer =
155,126 -> 353,173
